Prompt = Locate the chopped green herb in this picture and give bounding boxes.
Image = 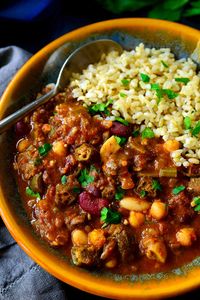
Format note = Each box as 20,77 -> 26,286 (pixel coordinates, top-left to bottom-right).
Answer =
121,78 -> 130,86
114,136 -> 127,146
140,190 -> 147,197
152,179 -> 162,191
132,129 -> 140,137
175,77 -> 190,85
193,196 -> 200,206
101,207 -> 121,228
78,168 -> 94,188
184,116 -> 191,130
38,143 -> 52,157
161,60 -> 169,68
172,185 -> 185,195
72,187 -> 81,193
192,121 -> 200,137
115,187 -> 125,200
163,89 -> 178,100
34,157 -> 42,166
194,204 -> 200,212
89,99 -> 113,115
61,175 -> 67,185
141,127 -> 155,139
151,83 -> 160,90
119,92 -> 127,98
115,116 -> 129,126
26,187 -> 41,199
140,73 -> 150,83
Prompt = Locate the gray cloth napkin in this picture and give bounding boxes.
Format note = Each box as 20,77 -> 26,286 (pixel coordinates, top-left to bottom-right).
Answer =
0,46 -> 67,300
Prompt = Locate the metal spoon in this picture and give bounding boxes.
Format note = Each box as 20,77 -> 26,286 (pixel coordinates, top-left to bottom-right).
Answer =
0,39 -> 122,134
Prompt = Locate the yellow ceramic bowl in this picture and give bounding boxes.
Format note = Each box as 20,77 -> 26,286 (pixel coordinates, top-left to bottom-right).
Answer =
1,18 -> 200,299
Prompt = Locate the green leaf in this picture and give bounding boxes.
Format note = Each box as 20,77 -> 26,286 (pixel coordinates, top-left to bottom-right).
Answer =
148,5 -> 182,21
184,116 -> 191,130
114,136 -> 127,146
61,175 -> 67,185
115,116 -> 129,126
38,143 -> 52,157
163,89 -> 178,99
161,60 -> 169,68
172,185 -> 185,195
121,78 -> 130,86
98,0 -> 157,14
194,204 -> 200,211
175,77 -> 190,85
119,92 -> 127,98
140,73 -> 150,83
151,83 -> 160,90
101,207 -> 121,227
152,179 -> 162,191
191,1 -> 200,8
193,196 -> 200,205
78,168 -> 94,188
163,0 -> 189,10
141,127 -> 155,139
26,187 -> 41,199
132,129 -> 140,137
192,121 -> 200,137
183,7 -> 200,16
89,99 -> 113,115
140,190 -> 147,197
115,187 -> 125,200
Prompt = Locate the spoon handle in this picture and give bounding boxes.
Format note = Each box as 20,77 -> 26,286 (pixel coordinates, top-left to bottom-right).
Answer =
0,88 -> 56,134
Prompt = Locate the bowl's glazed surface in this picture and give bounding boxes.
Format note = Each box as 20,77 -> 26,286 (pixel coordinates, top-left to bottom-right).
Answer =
1,18 -> 200,299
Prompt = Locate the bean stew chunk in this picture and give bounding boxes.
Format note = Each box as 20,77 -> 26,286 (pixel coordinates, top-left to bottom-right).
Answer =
13,89 -> 200,274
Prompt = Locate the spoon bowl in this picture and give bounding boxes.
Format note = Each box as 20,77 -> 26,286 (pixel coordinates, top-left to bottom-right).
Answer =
0,39 -> 122,133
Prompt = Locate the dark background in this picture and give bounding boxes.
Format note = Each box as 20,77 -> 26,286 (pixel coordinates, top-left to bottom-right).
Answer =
0,0 -> 200,299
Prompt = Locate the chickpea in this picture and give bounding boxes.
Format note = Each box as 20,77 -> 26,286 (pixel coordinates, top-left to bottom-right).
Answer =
105,258 -> 117,268
150,200 -> 168,221
129,211 -> 145,228
17,139 -> 30,152
52,141 -> 66,156
88,229 -> 106,249
71,229 -> 88,246
176,228 -> 196,247
163,139 -> 180,152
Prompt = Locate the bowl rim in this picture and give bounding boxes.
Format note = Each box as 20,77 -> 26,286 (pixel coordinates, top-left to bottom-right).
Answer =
1,18 -> 200,299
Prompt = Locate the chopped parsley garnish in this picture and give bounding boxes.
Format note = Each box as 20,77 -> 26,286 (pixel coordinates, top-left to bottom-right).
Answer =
72,187 -> 81,193
184,116 -> 191,130
115,116 -> 129,126
140,190 -> 147,197
194,205 -> 200,212
192,197 -> 200,212
26,187 -> 41,199
78,168 -> 94,188
61,175 -> 67,185
163,89 -> 178,100
140,73 -> 150,83
114,136 -> 127,146
141,127 -> 155,139
151,83 -> 160,90
121,78 -> 130,86
161,60 -> 169,68
132,129 -> 140,137
115,187 -> 125,200
172,185 -> 185,195
175,77 -> 190,85
38,143 -> 52,157
152,179 -> 162,191
101,207 -> 121,228
192,121 -> 200,137
193,197 -> 200,206
89,99 -> 113,115
119,92 -> 127,98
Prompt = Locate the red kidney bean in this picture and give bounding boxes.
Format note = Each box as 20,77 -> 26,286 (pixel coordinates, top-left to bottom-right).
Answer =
110,121 -> 130,137
15,120 -> 30,138
86,184 -> 101,198
79,192 -> 109,216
